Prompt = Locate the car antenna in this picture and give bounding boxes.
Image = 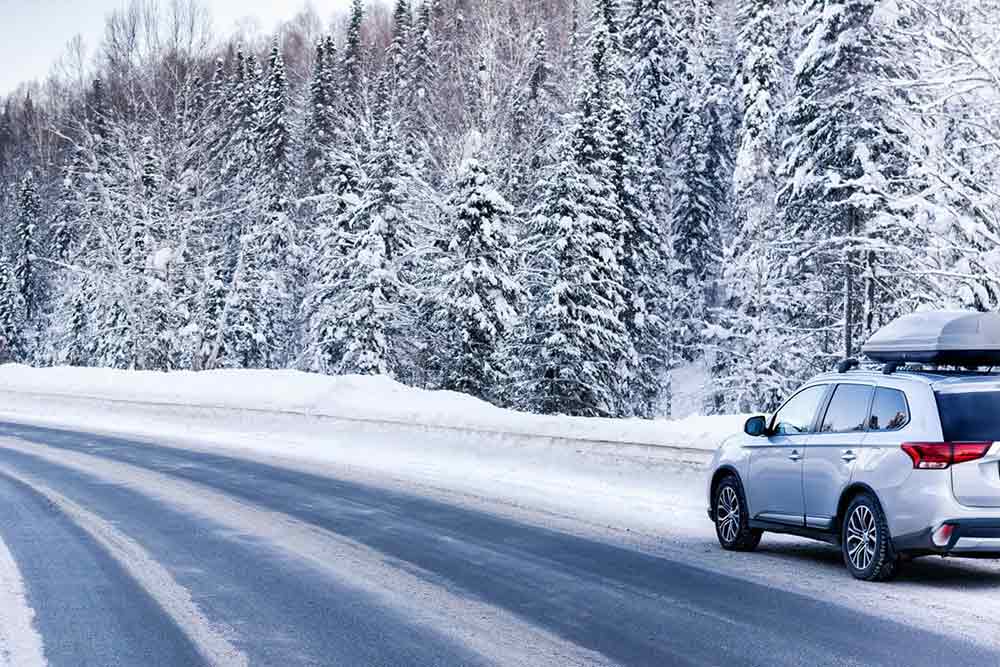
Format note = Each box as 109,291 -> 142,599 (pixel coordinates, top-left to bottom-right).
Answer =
837,358 -> 860,373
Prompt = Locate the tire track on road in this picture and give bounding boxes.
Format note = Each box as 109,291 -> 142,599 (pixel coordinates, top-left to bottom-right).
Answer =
0,469 -> 209,667
0,437 -> 611,667
0,466 -> 248,667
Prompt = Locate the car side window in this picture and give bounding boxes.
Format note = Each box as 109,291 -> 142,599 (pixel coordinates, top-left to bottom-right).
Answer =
771,385 -> 827,435
818,384 -> 874,433
869,387 -> 909,431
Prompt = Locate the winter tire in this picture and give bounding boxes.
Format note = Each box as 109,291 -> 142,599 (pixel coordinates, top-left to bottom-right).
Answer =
713,475 -> 762,551
842,492 -> 900,582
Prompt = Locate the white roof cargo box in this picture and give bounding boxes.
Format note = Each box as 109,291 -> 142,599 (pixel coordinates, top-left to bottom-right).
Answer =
862,311 -> 1000,366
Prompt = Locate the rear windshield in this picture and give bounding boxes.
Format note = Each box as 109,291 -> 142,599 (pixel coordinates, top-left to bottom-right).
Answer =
936,391 -> 1000,441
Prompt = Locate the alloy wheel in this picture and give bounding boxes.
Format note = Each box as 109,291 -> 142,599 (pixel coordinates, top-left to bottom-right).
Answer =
845,504 -> 878,571
716,486 -> 740,544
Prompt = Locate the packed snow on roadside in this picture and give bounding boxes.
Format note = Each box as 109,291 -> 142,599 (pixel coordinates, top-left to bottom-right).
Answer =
0,364 -> 746,451
0,364 -> 745,543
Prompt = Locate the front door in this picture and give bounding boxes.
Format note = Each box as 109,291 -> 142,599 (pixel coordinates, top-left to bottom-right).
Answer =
804,383 -> 874,530
747,384 -> 829,525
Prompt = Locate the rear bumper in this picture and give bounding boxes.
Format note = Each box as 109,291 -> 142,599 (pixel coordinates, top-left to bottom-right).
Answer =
894,519 -> 1000,558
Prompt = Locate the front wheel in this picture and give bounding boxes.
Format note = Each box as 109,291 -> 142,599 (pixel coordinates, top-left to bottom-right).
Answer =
842,493 -> 900,582
713,476 -> 762,551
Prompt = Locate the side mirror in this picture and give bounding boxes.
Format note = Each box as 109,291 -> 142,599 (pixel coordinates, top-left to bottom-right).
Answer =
744,415 -> 768,437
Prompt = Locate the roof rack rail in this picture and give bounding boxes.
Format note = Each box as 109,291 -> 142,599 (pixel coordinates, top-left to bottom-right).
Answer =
837,358 -> 860,373
882,361 -> 901,375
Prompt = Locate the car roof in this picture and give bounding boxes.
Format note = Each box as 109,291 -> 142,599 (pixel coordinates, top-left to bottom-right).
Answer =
810,368 -> 1000,390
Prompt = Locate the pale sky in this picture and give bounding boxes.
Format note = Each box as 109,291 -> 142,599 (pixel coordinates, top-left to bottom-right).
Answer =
1,0 -> 353,96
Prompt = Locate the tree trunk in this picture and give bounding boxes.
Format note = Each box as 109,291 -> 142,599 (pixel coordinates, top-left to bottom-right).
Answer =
843,207 -> 858,359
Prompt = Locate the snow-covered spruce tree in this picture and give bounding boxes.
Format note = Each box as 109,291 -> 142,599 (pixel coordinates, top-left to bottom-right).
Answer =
431,157 -> 523,402
403,1 -> 440,172
224,48 -> 262,185
668,0 -> 729,369
516,1 -> 633,418
15,170 -> 39,321
51,153 -> 84,262
62,279 -> 92,367
733,0 -> 781,209
246,41 -> 299,367
505,27 -> 559,205
388,0 -> 413,100
303,36 -> 339,198
222,239 -> 272,369
625,0 -> 682,159
325,73 -> 416,377
341,0 -> 366,121
134,137 -> 168,371
778,0 -> 910,362
219,55 -> 276,371
199,51 -> 262,369
0,261 -> 25,363
711,0 -> 797,413
605,46 -> 670,417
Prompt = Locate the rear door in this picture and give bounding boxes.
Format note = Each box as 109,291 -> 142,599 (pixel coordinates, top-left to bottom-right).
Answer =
936,389 -> 1000,507
747,384 -> 829,525
804,383 -> 874,530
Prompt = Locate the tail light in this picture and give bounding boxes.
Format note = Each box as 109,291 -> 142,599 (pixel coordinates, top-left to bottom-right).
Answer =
901,442 -> 992,469
932,523 -> 955,547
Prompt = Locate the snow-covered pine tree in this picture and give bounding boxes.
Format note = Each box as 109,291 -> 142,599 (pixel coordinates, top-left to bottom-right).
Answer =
778,0 -> 910,362
516,0 -> 633,418
432,157 -> 523,401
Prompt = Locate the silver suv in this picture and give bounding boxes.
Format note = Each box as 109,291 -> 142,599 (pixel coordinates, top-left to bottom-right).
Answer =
708,366 -> 1000,581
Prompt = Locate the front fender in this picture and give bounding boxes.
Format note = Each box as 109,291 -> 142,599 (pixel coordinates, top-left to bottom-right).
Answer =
707,433 -> 754,513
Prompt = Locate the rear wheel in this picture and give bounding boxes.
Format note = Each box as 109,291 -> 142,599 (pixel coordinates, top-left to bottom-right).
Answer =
713,476 -> 762,551
842,493 -> 900,582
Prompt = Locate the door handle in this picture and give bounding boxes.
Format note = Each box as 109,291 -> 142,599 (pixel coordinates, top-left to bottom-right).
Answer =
841,450 -> 857,463
788,450 -> 802,462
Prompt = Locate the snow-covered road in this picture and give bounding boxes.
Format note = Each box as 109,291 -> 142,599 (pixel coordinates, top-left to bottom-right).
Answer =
1,419 -> 999,666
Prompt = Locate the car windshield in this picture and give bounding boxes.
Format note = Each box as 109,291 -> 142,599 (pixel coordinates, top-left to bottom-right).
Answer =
936,391 -> 1000,441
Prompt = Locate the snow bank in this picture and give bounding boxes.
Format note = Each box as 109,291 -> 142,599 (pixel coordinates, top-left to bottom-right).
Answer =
0,365 -> 744,456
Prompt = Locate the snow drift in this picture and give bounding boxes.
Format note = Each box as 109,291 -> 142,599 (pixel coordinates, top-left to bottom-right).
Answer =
0,365 -> 743,457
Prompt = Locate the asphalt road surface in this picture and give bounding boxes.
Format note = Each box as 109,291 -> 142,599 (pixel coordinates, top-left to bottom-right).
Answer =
0,420 -> 996,667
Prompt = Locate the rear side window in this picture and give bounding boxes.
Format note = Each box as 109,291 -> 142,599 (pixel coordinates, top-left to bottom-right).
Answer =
819,384 -> 874,433
936,391 -> 1000,441
869,388 -> 910,431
